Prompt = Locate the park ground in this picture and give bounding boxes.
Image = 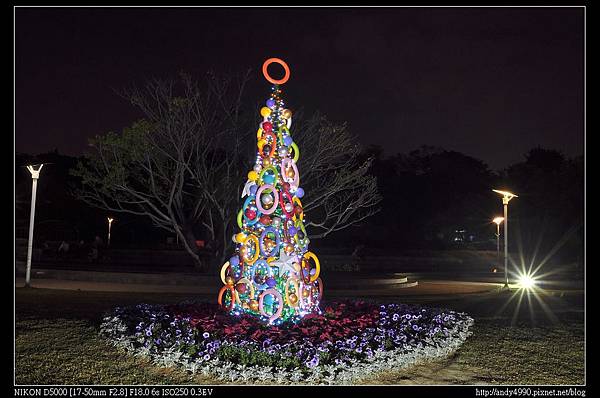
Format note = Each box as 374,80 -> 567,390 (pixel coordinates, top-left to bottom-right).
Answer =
15,285 -> 584,385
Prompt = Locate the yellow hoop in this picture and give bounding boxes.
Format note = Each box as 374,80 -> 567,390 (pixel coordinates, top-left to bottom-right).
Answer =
220,261 -> 230,285
243,235 -> 260,265
302,251 -> 320,283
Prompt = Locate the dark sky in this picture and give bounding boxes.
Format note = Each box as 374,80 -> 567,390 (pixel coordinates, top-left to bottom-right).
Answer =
15,7 -> 584,170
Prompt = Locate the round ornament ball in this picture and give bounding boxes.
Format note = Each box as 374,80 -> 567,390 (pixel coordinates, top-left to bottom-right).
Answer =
283,135 -> 293,147
230,256 -> 240,266
262,121 -> 273,132
282,109 -> 293,119
245,208 -> 257,219
249,300 -> 259,311
259,215 -> 271,225
225,276 -> 235,286
249,184 -> 258,195
236,233 -> 247,243
279,147 -> 288,157
263,145 -> 272,156
266,99 -> 276,108
263,294 -> 274,305
285,203 -> 294,213
295,187 -> 304,198
261,194 -> 273,205
236,283 -> 247,294
266,277 -> 277,288
247,170 -> 258,181
288,293 -> 298,305
260,107 -> 271,117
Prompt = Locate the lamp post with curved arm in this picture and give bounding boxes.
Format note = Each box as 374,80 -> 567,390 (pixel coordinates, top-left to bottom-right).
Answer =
493,190 -> 518,289
25,164 -> 44,287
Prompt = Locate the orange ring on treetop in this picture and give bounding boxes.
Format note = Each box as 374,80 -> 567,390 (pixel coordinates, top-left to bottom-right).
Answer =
262,58 -> 290,85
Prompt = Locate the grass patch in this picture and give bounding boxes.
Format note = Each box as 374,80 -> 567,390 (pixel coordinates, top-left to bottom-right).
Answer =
15,287 -> 584,385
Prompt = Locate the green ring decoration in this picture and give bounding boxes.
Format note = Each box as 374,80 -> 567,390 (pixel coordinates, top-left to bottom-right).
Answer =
290,142 -> 300,162
259,165 -> 279,184
237,209 -> 243,228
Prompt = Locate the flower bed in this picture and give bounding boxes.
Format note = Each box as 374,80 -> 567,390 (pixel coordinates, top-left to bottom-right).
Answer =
100,300 -> 473,384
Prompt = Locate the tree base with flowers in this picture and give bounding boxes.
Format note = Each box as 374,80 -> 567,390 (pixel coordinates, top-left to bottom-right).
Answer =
100,59 -> 474,383
101,300 -> 473,384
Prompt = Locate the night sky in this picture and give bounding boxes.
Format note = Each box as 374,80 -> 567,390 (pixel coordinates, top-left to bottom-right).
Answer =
15,7 -> 584,170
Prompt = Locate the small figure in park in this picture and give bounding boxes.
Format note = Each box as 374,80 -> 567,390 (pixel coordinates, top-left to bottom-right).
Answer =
58,240 -> 70,258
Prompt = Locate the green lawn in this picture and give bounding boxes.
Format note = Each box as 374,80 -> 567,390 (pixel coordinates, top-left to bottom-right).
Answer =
15,287 -> 584,385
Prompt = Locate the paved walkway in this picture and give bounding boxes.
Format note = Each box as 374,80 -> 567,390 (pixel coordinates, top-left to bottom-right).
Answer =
14,277 -> 501,296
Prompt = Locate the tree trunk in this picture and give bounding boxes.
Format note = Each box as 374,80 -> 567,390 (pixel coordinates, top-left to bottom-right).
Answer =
178,224 -> 207,272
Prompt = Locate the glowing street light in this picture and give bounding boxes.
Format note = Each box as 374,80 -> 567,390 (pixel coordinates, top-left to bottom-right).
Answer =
493,189 -> 518,289
492,216 -> 504,268
107,217 -> 114,246
518,273 -> 537,290
24,164 -> 44,288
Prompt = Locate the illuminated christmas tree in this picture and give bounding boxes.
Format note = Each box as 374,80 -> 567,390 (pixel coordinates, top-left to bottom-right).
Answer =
218,58 -> 322,324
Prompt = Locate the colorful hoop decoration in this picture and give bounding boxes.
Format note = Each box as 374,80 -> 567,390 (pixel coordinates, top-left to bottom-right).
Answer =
278,125 -> 290,137
234,277 -> 255,304
252,259 -> 271,291
260,226 -> 281,257
292,197 -> 304,222
297,281 -> 311,310
262,58 -> 290,85
220,261 -> 230,285
258,166 -> 279,185
313,277 -> 324,303
237,209 -> 244,228
279,188 -> 294,218
284,277 -> 300,307
258,288 -> 284,324
259,131 -> 277,158
302,251 -> 320,283
242,196 -> 261,226
255,184 -> 279,215
290,142 -> 300,162
242,234 -> 260,265
294,223 -> 308,250
281,158 -> 299,189
218,285 -> 236,311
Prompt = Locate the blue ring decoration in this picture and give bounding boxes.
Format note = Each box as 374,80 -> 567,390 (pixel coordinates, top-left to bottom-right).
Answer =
242,195 -> 262,226
252,259 -> 271,290
260,226 -> 281,257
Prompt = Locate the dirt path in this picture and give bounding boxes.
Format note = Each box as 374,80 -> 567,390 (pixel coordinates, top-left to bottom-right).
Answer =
357,354 -> 491,385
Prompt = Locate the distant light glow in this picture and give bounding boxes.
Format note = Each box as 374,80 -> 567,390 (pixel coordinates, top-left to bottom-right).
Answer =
492,216 -> 505,225
518,274 -> 537,289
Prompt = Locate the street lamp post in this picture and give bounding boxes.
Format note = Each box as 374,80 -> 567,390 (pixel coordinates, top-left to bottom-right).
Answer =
107,217 -> 114,246
492,190 -> 518,289
492,216 -> 505,267
25,164 -> 44,288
